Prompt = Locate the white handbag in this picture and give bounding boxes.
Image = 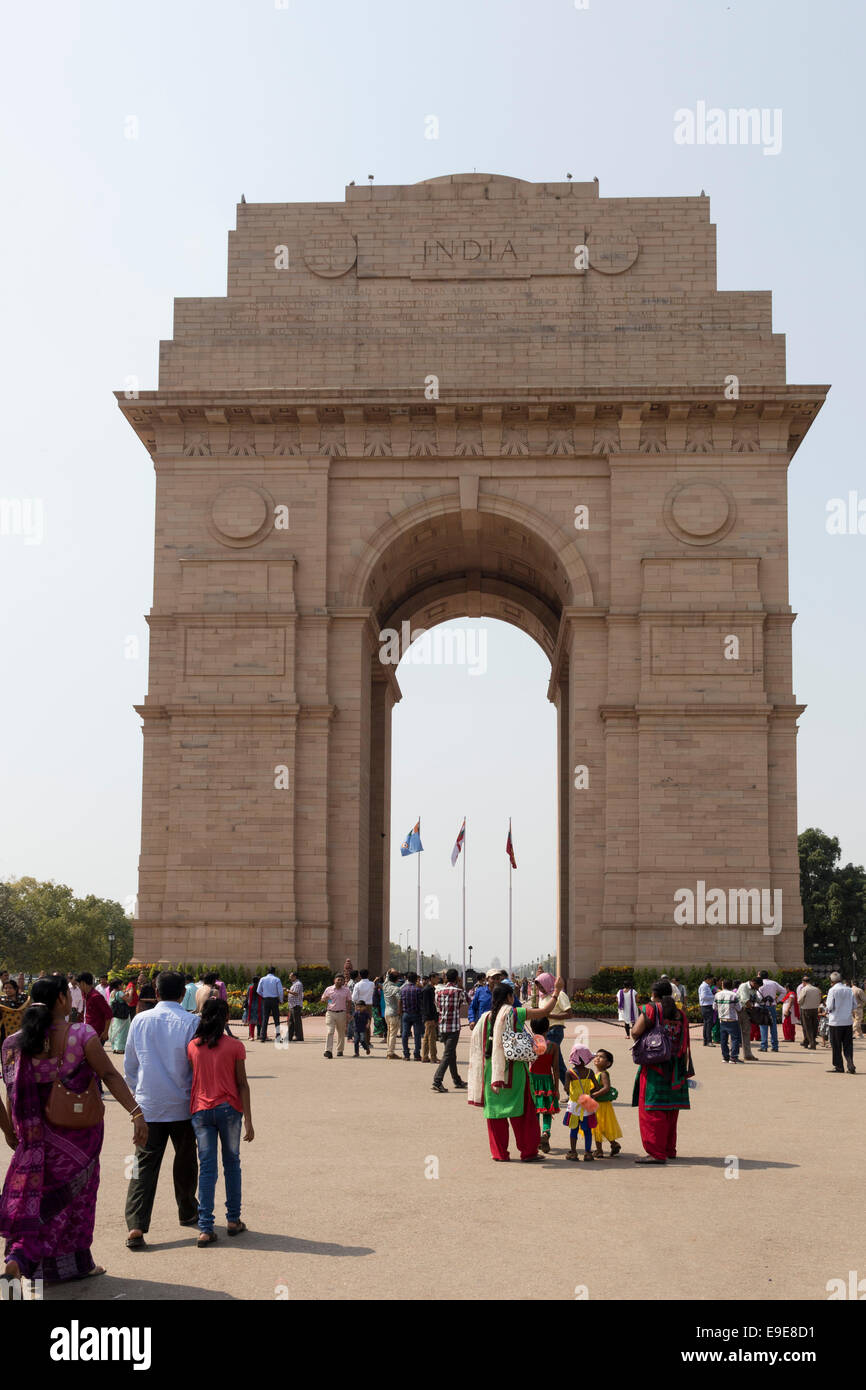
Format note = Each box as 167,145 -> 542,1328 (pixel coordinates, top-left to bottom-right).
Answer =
501,1007 -> 537,1064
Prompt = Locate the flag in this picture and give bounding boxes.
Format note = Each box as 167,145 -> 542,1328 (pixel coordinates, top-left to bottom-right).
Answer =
506,821 -> 517,870
400,819 -> 423,856
451,818 -> 466,867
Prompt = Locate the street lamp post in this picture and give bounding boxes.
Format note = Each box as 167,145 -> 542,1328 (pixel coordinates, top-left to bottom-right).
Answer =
108,932 -> 116,970
468,944 -> 473,971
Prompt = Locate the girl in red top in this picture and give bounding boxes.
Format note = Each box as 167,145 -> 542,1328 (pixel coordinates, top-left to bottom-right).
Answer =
528,1017 -> 560,1153
187,998 -> 254,1247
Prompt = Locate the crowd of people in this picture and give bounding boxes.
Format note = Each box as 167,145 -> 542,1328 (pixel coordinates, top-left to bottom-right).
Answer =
0,953 -> 861,1293
0,966 -> 255,1293
696,970 -> 863,1072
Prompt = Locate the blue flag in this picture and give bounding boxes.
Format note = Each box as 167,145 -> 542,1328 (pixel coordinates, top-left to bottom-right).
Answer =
400,819 -> 423,856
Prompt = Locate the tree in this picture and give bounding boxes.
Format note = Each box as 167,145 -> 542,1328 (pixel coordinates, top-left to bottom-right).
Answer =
0,877 -> 134,977
798,829 -> 866,975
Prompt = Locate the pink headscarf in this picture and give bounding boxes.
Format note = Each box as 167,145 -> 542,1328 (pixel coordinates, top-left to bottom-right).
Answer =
569,1044 -> 594,1068
535,972 -> 556,997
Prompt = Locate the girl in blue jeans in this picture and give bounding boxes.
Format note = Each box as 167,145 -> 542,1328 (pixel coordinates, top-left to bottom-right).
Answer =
187,999 -> 254,1247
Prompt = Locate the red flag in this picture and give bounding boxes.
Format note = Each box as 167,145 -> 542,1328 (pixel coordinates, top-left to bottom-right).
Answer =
506,822 -> 517,870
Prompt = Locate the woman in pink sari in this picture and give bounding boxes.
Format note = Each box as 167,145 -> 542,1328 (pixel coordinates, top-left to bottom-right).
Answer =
781,987 -> 799,1042
0,974 -> 146,1285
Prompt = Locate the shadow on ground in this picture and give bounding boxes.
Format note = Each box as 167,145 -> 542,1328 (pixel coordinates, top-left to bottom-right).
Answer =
537,1155 -> 797,1173
45,1276 -> 235,1301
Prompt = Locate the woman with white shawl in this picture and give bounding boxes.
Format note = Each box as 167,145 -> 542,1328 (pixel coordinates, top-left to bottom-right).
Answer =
468,976 -> 565,1161
617,984 -> 638,1037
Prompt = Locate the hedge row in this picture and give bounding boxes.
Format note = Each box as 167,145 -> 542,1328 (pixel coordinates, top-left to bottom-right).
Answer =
588,965 -> 830,995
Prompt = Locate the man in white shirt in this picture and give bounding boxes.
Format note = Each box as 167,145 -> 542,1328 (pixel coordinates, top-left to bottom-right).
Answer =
68,974 -> 85,1022
851,981 -> 866,1039
736,977 -> 761,1060
757,971 -> 786,1053
256,967 -> 285,1043
351,969 -> 375,1053
825,973 -> 856,1074
286,971 -> 304,1042
714,980 -> 743,1063
796,977 -> 822,1050
698,975 -> 716,1047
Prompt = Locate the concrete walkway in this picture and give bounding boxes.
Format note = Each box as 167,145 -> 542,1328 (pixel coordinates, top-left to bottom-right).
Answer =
3,1019 -> 861,1302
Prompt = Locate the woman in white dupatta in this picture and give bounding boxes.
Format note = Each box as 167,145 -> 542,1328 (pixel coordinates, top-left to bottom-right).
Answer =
617,984 -> 638,1038
468,977 -> 565,1162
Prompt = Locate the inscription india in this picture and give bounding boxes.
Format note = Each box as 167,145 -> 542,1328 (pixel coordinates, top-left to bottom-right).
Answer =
423,237 -> 519,263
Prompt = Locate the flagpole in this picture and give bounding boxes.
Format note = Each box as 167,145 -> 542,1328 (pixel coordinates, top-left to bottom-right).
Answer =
462,816 -> 467,988
508,817 -> 513,977
416,815 -> 421,975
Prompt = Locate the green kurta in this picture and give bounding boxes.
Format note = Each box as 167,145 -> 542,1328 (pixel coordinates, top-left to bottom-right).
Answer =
482,1007 -> 530,1119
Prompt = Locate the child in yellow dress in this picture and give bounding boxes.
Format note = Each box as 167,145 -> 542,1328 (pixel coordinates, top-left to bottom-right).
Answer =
564,1045 -> 597,1162
591,1048 -> 622,1157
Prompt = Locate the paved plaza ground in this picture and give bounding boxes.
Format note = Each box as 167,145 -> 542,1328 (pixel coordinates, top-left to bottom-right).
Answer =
4,1018 -> 862,1303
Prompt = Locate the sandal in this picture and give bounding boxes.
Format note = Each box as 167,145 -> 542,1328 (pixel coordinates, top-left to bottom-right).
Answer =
197,1231 -> 218,1247
609,1142 -> 622,1157
227,1221 -> 247,1237
566,1151 -> 579,1161
126,1233 -> 146,1250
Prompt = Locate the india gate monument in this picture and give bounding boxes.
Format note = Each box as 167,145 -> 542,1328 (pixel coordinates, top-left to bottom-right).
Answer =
118,173 -> 826,983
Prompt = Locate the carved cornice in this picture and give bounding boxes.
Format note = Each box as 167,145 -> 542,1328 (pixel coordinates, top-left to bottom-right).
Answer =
117,390 -> 827,462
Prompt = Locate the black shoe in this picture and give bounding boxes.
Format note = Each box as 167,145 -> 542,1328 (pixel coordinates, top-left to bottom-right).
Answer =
432,1082 -> 448,1093
179,1217 -> 200,1228
847,1067 -> 857,1074
453,1080 -> 468,1089
826,1068 -> 844,1073
323,1051 -> 332,1059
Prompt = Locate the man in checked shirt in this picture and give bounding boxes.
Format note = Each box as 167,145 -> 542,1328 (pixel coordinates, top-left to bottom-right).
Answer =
431,969 -> 468,1094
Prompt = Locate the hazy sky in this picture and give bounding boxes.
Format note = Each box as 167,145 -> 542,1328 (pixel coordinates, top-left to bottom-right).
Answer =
1,0 -> 863,971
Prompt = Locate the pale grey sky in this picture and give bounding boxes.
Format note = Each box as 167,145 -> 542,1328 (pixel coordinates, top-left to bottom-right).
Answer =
1,0 -> 863,970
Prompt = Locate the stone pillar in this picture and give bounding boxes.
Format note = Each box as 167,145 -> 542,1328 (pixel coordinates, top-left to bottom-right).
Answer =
565,613 -> 608,982
554,673 -> 571,984
366,669 -> 397,973
327,611 -> 373,968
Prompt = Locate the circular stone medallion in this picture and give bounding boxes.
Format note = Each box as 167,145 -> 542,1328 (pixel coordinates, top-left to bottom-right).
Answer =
209,484 -> 272,547
663,480 -> 736,546
587,229 -> 639,274
303,235 -> 358,278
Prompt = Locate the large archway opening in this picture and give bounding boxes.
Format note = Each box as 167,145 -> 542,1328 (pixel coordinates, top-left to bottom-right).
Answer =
389,617 -> 557,977
348,495 -> 597,978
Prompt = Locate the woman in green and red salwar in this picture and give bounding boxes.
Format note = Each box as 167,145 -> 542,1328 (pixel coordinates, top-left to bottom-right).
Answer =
630,979 -> 694,1164
468,977 -> 565,1161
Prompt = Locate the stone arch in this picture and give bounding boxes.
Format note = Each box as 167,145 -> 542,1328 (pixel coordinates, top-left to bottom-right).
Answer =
344,490 -> 595,625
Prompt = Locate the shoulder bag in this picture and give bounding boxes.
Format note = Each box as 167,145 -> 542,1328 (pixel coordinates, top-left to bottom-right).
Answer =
501,1007 -> 537,1064
631,1003 -> 673,1067
44,1024 -> 105,1130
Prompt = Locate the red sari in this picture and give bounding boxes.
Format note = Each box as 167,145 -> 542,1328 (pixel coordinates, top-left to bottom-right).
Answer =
632,1004 -> 693,1161
781,989 -> 799,1042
